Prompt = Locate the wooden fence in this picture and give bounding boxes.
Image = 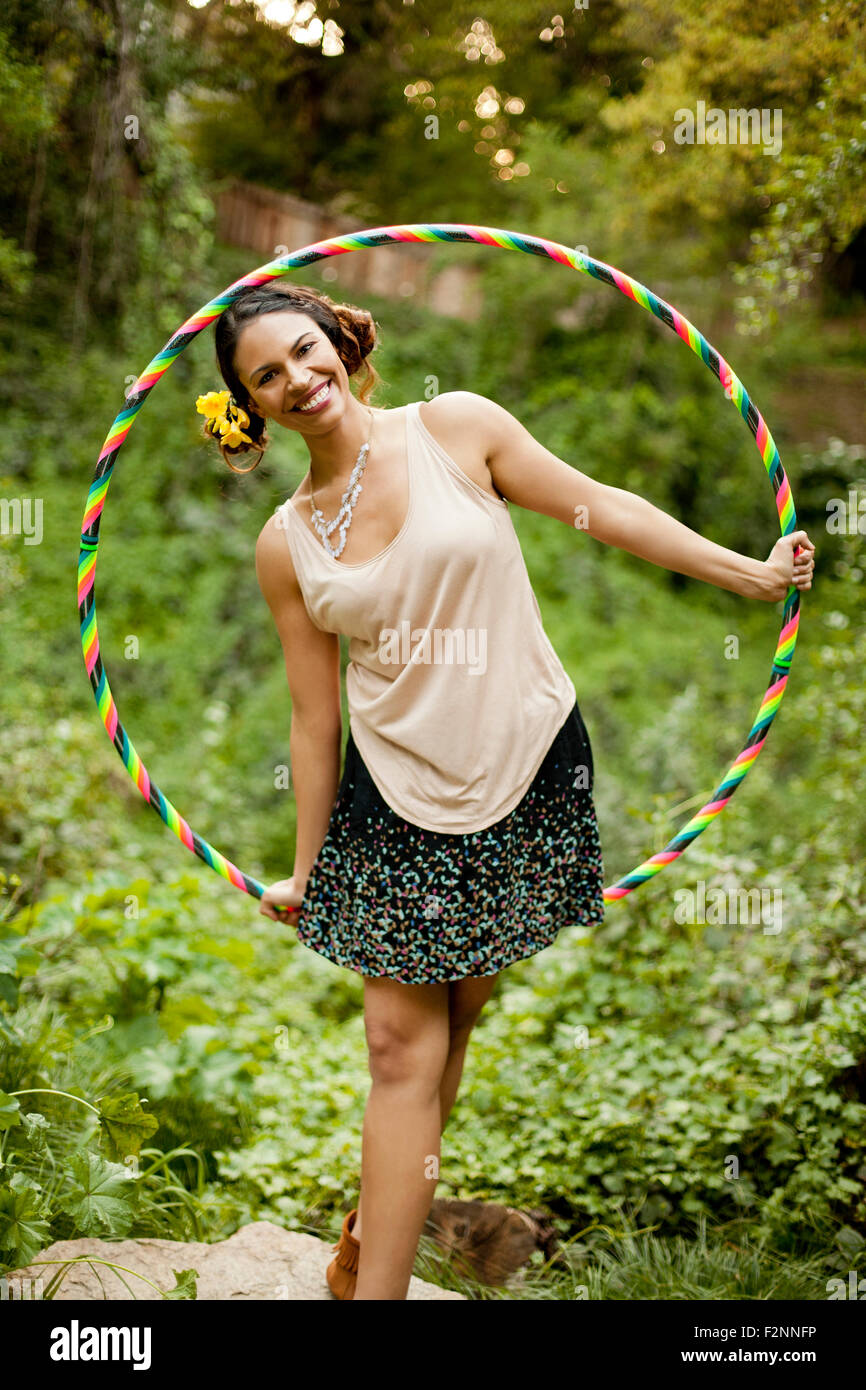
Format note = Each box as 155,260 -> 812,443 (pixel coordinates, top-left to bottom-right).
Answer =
215,181 -> 482,321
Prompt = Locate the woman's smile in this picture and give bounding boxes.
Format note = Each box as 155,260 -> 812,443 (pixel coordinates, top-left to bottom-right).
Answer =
292,380 -> 333,414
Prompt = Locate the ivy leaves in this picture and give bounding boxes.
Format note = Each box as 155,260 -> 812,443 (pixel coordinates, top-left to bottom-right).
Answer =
0,1088 -> 157,1271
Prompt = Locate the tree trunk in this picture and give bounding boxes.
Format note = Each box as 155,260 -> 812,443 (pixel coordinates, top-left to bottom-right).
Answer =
23,126 -> 49,255
71,95 -> 109,355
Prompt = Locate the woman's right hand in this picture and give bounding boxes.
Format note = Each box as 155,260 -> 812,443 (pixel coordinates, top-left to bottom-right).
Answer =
259,876 -> 306,924
761,531 -> 816,601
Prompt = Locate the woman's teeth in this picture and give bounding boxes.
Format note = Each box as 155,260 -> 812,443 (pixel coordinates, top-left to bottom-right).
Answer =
296,383 -> 330,411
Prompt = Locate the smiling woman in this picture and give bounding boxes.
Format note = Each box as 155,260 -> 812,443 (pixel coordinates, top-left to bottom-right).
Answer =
199,282 -> 382,471
207,281 -> 608,1301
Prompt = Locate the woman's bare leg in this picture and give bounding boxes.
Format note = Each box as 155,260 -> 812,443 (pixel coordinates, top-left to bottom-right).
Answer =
351,977 -> 451,1300
352,972 -> 499,1274
437,972 -> 500,1130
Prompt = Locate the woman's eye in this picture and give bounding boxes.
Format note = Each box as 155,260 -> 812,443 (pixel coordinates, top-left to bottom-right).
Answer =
259,343 -> 311,383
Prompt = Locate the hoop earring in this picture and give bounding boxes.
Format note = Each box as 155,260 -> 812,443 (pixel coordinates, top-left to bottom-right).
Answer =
225,446 -> 265,474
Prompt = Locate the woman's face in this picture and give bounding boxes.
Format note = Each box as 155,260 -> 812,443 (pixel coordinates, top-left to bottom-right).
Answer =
232,310 -> 349,432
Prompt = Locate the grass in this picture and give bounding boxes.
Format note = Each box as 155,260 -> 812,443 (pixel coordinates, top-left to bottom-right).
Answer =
411,1211 -> 844,1301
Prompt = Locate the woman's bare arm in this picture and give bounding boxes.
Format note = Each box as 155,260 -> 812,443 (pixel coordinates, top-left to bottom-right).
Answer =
255,511 -> 343,891
434,391 -> 816,602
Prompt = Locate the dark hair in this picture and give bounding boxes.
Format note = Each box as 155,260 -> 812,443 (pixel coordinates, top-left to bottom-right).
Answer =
206,283 -> 383,473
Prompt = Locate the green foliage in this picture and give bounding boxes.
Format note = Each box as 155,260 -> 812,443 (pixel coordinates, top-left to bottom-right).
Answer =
0,1083 -> 150,1265
599,0 -> 866,329
0,23 -> 52,293
414,1209 -> 852,1301
0,1174 -> 52,1267
733,74 -> 866,332
98,1094 -> 160,1163
57,1151 -> 139,1237
0,0 -> 215,346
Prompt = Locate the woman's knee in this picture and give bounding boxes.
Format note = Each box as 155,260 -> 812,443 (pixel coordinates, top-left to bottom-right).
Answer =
365,1028 -> 448,1088
363,978 -> 450,1089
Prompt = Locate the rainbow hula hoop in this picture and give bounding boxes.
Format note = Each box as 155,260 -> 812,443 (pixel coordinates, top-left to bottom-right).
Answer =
79,223 -> 801,909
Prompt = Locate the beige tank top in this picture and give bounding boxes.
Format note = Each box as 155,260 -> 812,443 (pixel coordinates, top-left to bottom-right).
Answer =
276,400 -> 576,833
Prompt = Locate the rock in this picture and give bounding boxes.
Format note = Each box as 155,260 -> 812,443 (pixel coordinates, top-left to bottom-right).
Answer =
425,1199 -> 560,1284
9,1220 -> 465,1301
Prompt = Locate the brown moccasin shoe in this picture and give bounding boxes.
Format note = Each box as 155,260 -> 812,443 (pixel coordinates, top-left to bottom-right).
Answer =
326,1208 -> 360,1300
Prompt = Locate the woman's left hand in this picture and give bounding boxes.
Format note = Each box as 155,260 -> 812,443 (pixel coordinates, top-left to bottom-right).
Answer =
761,530 -> 816,601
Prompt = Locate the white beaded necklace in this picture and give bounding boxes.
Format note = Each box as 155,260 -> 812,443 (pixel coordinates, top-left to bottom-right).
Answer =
308,407 -> 375,560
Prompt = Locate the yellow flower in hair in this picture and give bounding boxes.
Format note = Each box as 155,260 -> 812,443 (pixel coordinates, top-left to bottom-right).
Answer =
216,400 -> 251,447
220,420 -> 253,448
196,390 -> 230,421
196,389 -> 253,447
217,403 -> 250,434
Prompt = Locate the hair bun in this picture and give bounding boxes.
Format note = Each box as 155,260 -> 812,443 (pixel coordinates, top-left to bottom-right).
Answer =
333,302 -> 377,372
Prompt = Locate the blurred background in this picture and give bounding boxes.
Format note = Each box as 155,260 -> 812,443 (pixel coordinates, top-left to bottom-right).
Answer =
1,0 -> 864,1300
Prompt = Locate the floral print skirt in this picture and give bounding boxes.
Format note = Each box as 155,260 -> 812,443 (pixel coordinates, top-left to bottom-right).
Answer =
294,700 -> 606,984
